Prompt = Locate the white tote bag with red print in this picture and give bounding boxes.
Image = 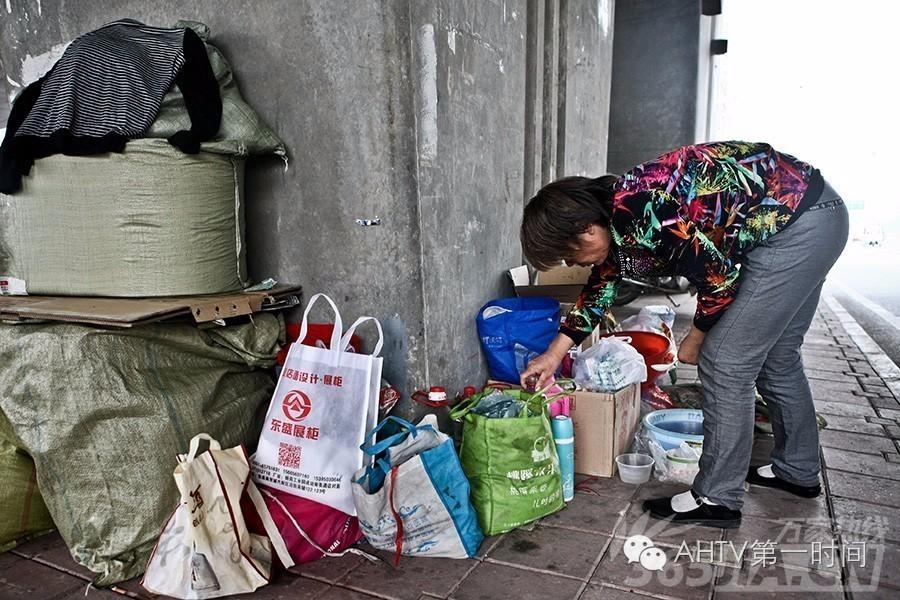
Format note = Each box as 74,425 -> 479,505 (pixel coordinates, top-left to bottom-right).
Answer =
142,434 -> 294,599
252,293 -> 383,515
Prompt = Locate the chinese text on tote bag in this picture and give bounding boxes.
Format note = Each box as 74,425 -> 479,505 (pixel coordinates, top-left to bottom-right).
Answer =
252,293 -> 383,515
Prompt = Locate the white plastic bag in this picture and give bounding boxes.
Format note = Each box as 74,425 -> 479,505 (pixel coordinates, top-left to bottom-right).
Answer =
142,434 -> 294,599
252,293 -> 383,515
631,424 -> 701,485
647,440 -> 701,485
573,337 -> 647,392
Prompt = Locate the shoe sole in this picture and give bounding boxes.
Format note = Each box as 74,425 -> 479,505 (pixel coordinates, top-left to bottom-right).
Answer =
745,476 -> 821,498
647,510 -> 742,529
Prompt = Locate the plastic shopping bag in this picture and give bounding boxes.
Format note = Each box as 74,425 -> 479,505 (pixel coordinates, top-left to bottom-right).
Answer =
252,293 -> 383,515
632,426 -> 701,486
449,389 -> 564,535
352,416 -> 483,563
573,337 -> 647,392
618,305 -> 676,340
142,434 -> 294,599
476,297 -> 560,384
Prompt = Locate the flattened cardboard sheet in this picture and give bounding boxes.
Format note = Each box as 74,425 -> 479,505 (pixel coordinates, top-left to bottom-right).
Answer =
0,285 -> 301,327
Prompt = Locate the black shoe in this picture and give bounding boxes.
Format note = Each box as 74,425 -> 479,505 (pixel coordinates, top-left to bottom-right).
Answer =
746,466 -> 821,498
642,490 -> 742,529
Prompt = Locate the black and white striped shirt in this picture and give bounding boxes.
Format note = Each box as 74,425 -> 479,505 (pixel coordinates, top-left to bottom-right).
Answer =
0,19 -> 221,194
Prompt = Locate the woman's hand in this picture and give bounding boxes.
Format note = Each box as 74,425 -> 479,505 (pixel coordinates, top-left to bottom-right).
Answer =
520,333 -> 575,389
678,326 -> 706,365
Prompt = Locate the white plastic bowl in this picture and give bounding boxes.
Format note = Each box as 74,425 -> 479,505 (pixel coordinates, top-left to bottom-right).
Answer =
615,453 -> 655,484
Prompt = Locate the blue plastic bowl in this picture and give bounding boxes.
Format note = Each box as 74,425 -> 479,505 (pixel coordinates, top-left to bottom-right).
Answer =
643,409 -> 704,450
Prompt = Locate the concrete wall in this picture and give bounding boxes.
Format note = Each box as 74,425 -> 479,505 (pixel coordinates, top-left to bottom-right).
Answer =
558,0 -> 615,177
606,0 -> 702,173
0,0 -> 614,404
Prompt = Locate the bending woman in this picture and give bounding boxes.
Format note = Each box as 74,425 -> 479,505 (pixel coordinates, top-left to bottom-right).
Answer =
519,141 -> 848,528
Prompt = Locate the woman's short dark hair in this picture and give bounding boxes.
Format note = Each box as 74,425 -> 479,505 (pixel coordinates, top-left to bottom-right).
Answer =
520,175 -> 618,270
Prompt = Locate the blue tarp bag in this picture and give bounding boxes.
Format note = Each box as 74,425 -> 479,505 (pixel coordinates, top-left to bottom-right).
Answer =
476,297 -> 560,384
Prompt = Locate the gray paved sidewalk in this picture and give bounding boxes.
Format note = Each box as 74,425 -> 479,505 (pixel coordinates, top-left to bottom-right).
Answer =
2,299 -> 899,599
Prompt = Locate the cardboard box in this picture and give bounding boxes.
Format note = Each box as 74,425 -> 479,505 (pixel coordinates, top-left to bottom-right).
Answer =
508,264 -> 590,304
570,383 -> 641,477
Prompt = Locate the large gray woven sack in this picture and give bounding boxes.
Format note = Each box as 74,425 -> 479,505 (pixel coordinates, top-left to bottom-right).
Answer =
0,315 -> 282,585
0,138 -> 248,297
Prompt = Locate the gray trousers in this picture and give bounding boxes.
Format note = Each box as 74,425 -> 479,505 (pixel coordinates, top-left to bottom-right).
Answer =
692,182 -> 849,510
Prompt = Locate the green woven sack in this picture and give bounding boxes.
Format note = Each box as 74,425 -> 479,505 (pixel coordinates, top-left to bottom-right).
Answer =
450,389 -> 564,535
0,315 -> 282,585
147,21 -> 286,159
0,138 -> 248,297
0,411 -> 54,553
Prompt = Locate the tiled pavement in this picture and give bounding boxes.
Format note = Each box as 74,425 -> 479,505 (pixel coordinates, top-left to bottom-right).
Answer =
2,299 -> 899,599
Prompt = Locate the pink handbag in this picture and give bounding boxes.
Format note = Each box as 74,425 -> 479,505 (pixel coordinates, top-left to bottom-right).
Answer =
244,485 -> 366,566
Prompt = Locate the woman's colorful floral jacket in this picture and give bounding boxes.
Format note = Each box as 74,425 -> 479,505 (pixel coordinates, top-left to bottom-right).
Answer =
560,141 -> 824,345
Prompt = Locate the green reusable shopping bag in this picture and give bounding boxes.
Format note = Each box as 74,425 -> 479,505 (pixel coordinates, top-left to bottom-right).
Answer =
450,388 -> 564,535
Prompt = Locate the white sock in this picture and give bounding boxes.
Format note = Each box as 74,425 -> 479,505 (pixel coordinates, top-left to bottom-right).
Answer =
670,490 -> 720,512
757,464 -> 775,479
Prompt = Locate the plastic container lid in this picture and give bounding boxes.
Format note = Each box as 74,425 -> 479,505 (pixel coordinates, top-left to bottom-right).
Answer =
550,415 -> 574,440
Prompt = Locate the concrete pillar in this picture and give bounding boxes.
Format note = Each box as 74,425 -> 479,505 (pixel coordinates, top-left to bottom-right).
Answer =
404,0 -> 529,397
558,0 -> 615,176
607,0 -> 713,173
0,0 -> 614,404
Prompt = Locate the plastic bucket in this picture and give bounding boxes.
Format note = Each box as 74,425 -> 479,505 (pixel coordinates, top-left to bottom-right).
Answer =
615,453 -> 654,484
643,409 -> 704,450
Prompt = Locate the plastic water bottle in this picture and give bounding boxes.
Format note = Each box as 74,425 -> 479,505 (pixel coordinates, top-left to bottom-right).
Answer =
551,415 -> 575,502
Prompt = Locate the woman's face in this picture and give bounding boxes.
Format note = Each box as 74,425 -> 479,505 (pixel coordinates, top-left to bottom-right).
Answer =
566,224 -> 612,267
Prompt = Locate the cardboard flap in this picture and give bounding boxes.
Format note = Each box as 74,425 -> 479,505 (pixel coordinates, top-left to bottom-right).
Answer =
508,265 -> 531,286
536,265 -> 592,285
509,264 -> 590,304
191,297 -> 258,322
514,284 -> 583,303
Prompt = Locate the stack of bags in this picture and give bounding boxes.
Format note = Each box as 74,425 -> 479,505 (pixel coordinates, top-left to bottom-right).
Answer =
0,19 -> 289,587
0,20 -> 286,297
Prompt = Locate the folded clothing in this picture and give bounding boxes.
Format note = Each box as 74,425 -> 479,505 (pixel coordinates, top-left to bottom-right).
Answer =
0,19 -> 221,194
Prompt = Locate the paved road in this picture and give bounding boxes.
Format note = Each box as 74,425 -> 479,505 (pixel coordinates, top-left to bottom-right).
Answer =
827,240 -> 900,368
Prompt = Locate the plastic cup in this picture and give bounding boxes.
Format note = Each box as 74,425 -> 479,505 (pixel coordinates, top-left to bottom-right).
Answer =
615,453 -> 655,484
